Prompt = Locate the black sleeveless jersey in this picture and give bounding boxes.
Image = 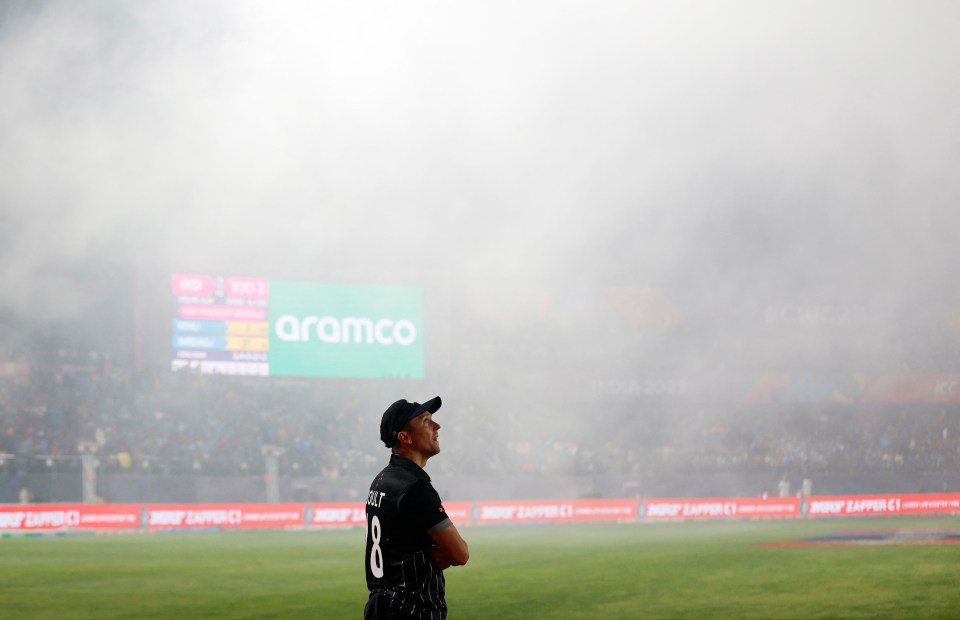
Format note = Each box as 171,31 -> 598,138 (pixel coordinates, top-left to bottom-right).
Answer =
364,455 -> 452,619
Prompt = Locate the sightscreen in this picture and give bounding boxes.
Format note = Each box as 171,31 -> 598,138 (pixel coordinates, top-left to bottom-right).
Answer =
171,274 -> 424,378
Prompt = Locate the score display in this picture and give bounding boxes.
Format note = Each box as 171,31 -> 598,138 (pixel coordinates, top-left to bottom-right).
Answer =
171,274 -> 424,378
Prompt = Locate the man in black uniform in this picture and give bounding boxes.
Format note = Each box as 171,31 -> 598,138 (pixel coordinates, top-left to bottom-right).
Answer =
364,396 -> 469,619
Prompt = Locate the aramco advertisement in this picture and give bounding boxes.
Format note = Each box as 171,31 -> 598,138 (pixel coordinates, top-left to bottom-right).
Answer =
171,274 -> 424,379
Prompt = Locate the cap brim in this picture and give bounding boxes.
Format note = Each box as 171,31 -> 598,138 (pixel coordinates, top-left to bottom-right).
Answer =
410,396 -> 442,420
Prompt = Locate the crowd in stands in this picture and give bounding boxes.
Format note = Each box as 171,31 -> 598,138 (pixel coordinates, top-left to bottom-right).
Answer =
558,403 -> 960,477
2,345 -> 959,490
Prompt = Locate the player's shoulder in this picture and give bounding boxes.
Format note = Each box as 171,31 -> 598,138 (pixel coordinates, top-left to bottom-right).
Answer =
400,477 -> 442,505
372,462 -> 419,491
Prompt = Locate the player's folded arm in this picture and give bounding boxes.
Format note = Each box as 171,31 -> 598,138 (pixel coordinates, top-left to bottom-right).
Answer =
400,482 -> 470,567
429,520 -> 469,566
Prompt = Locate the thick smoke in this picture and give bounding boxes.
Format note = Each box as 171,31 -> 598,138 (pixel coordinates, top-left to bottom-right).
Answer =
2,1 -> 959,493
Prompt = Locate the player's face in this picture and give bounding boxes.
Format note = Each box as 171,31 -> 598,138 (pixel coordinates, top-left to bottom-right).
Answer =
403,411 -> 441,457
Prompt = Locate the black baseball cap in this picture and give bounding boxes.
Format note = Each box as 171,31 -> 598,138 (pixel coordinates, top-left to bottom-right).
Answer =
380,396 -> 442,448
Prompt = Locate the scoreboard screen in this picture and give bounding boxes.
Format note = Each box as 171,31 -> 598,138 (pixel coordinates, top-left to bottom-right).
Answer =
170,274 -> 424,378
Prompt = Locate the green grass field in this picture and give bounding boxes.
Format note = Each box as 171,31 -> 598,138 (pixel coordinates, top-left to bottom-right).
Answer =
2,516 -> 959,619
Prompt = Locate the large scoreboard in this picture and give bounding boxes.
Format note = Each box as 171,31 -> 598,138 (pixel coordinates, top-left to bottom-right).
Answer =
170,274 -> 424,378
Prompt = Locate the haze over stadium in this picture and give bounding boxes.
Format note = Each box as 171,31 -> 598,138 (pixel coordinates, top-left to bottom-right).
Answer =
1,1 -> 959,503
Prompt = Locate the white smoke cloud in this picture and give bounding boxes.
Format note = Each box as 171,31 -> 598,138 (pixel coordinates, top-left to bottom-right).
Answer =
1,0 -> 957,354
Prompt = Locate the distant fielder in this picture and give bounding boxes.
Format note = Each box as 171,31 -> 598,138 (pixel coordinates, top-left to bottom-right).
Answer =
364,396 -> 469,620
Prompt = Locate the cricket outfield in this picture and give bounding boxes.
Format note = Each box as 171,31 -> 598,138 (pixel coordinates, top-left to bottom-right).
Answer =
2,516 -> 959,619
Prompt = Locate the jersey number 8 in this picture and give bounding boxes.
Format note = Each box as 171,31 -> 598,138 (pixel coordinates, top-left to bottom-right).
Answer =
368,515 -> 384,578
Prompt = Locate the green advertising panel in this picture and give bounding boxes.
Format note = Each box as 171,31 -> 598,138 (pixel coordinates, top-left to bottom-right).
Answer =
267,280 -> 424,378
